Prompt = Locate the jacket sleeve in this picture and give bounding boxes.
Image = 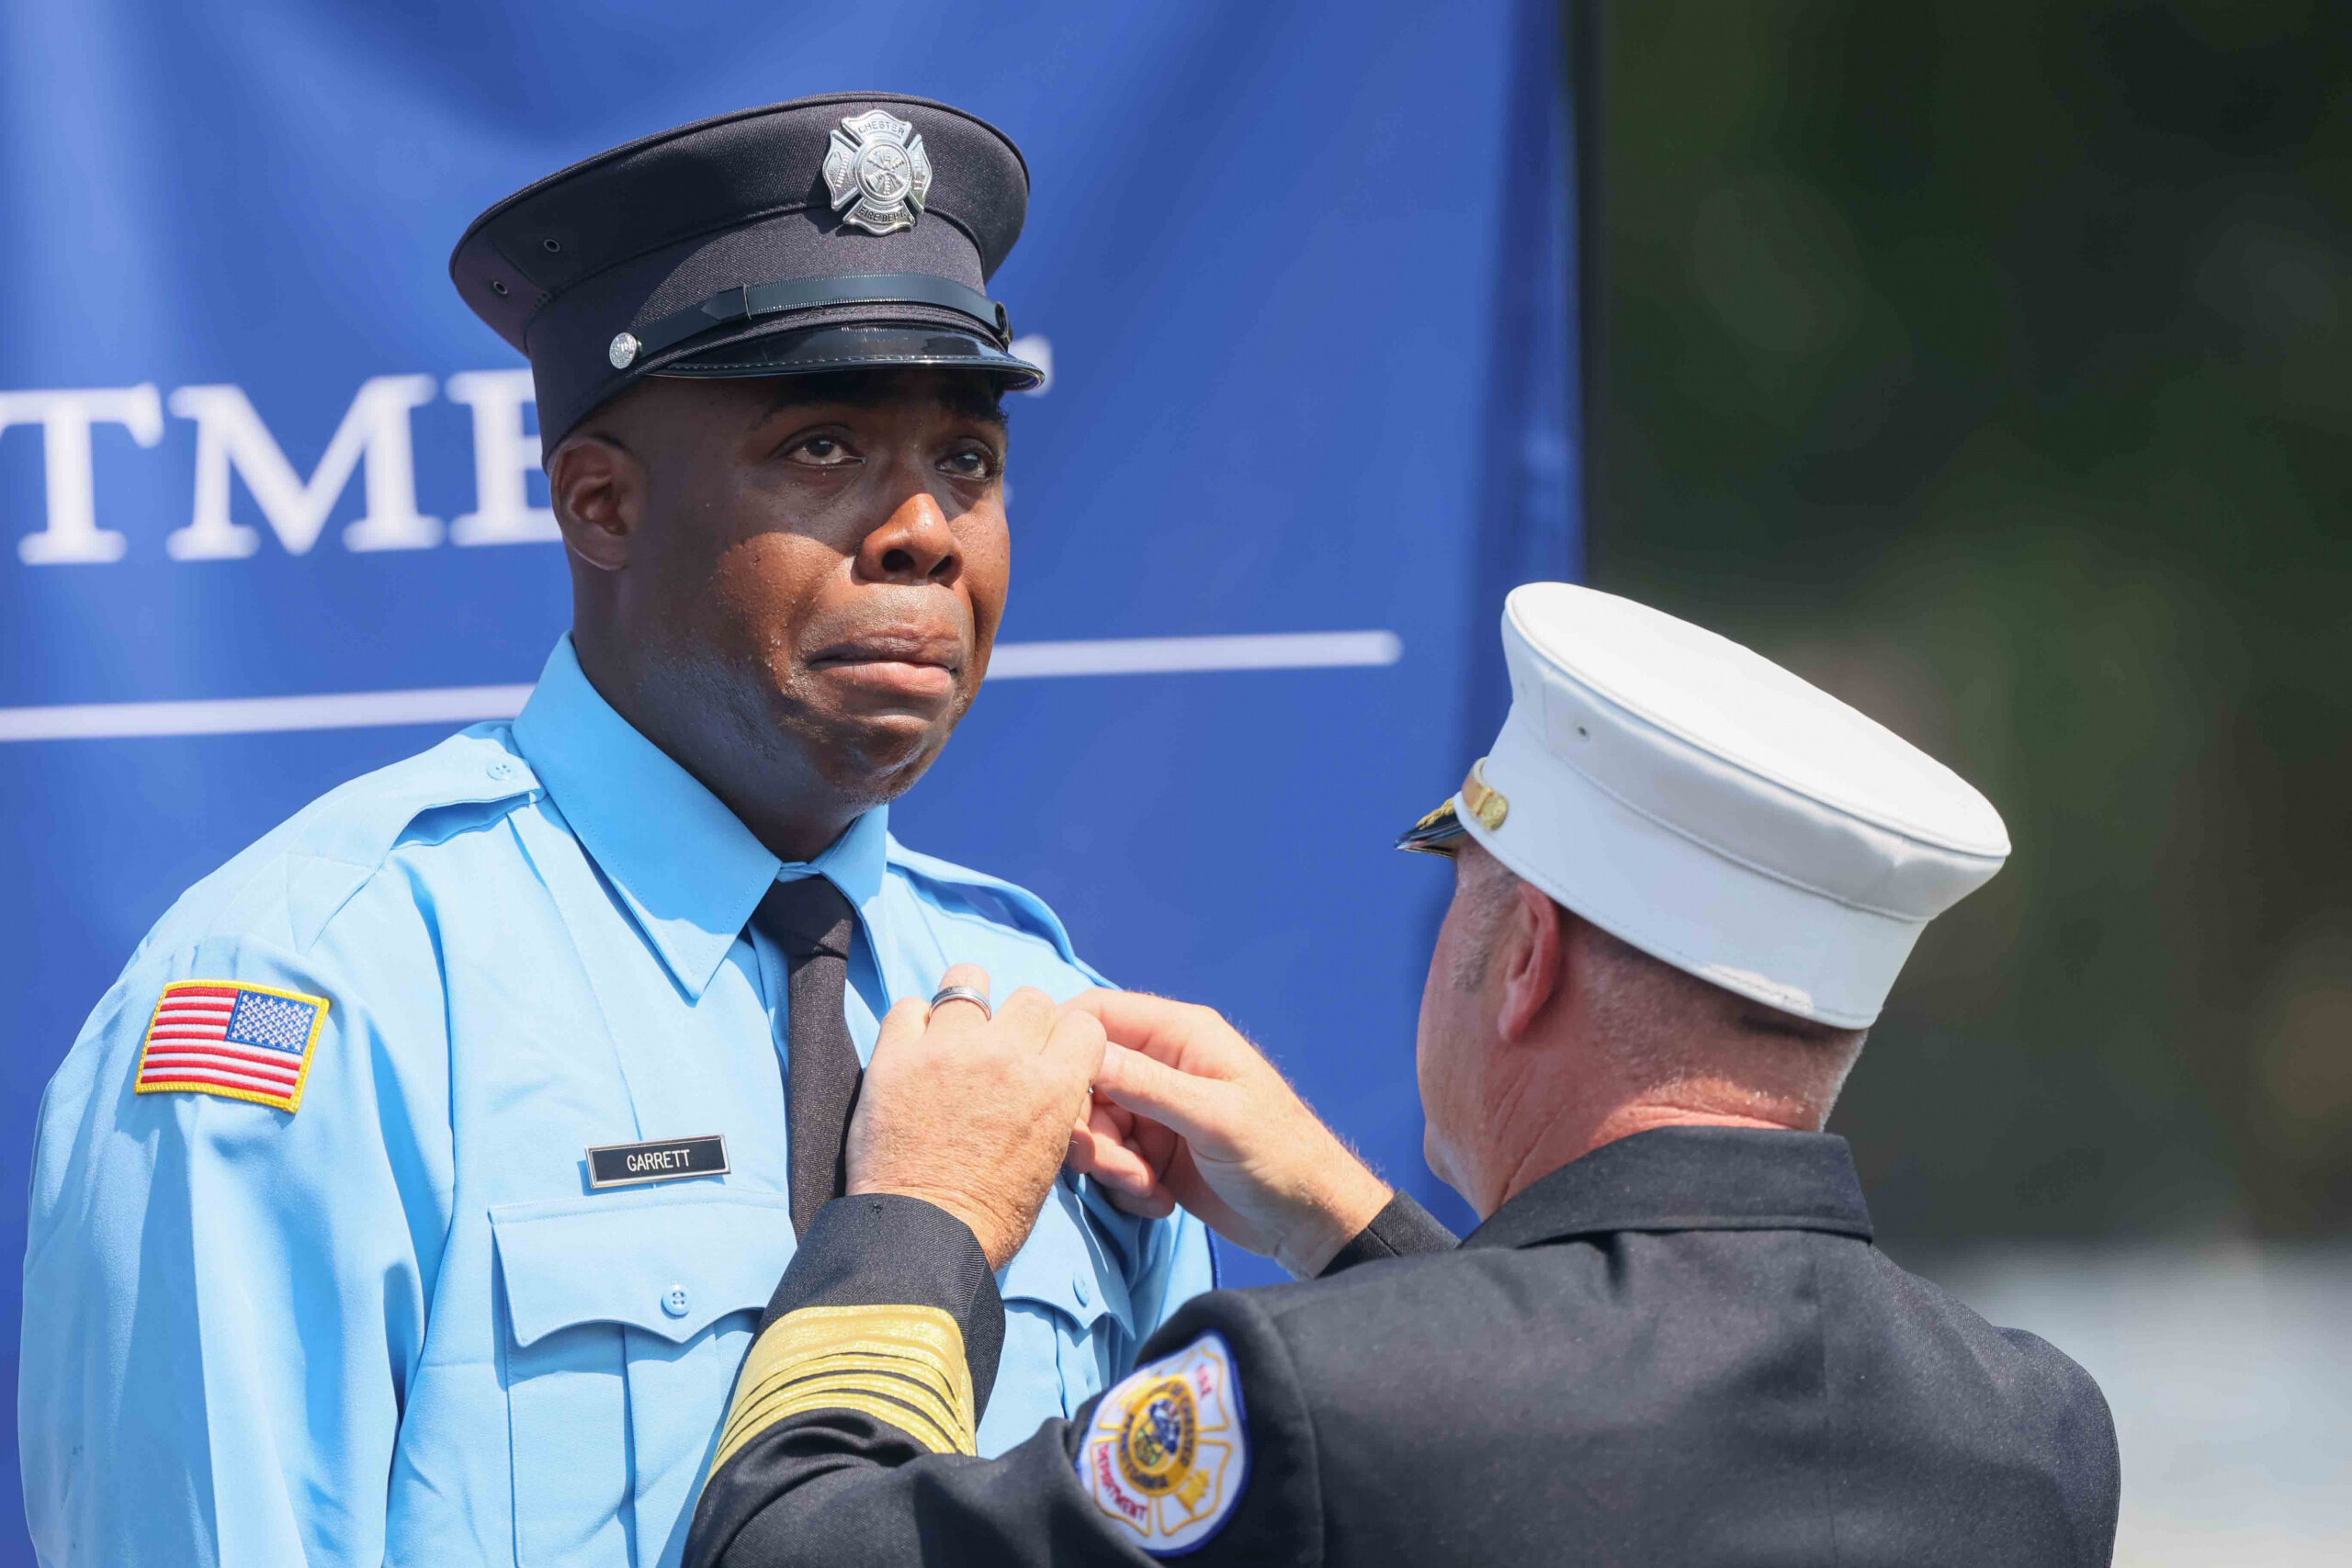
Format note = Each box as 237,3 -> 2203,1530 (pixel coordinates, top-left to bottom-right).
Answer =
1316,1192 -> 1458,1278
1996,1327 -> 2123,1565
19,936 -> 439,1568
685,1196 -> 1324,1568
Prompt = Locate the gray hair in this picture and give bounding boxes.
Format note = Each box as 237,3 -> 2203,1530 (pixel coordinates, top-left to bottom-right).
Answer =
1452,846 -> 1868,1112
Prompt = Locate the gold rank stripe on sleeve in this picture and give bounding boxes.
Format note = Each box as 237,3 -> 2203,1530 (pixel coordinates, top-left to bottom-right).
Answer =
710,1303 -> 978,1473
725,1364 -> 970,1456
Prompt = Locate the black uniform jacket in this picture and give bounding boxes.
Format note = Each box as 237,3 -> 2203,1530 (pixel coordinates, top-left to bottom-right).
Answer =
686,1127 -> 2120,1567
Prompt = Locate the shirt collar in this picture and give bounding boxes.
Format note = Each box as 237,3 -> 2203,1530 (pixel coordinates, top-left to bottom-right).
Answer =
777,797 -> 891,941
512,636 -> 890,999
1460,1126 -> 1874,1252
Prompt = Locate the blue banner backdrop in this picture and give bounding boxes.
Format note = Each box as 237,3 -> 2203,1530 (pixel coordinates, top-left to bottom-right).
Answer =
0,0 -> 1576,1549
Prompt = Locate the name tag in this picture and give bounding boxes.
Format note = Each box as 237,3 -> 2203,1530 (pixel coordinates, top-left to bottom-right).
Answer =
585,1134 -> 730,1189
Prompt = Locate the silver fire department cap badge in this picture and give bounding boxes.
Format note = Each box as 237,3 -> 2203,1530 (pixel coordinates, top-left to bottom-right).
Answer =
823,110 -> 933,236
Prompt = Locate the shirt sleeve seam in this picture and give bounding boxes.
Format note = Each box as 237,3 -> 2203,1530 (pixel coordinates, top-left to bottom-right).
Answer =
907,896 -> 1104,978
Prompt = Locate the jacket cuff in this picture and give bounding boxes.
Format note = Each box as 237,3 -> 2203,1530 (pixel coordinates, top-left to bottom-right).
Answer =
1317,1191 -> 1458,1277
761,1193 -> 1008,1416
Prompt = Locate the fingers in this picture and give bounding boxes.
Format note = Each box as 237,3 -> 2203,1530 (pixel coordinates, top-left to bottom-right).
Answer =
1065,988 -> 1196,1061
1069,1109 -> 1171,1199
1080,1101 -> 1156,1186
873,996 -> 932,1057
1093,1180 -> 1177,1220
1069,1108 -> 1177,1218
1066,989 -> 1257,1080
928,963 -> 993,1026
1045,1003 -> 1106,1084
989,984 -> 1057,1045
1091,1042 -> 1231,1149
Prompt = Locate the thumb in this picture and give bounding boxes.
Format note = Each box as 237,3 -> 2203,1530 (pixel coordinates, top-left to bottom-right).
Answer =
1092,1042 -> 1234,1151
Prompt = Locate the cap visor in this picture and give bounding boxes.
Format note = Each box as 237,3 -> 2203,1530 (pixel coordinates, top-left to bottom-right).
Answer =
1396,797 -> 1467,855
661,322 -> 1042,389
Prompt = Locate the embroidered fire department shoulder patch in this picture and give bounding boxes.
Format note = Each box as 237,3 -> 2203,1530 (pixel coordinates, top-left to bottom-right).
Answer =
134,980 -> 328,1113
1076,1332 -> 1248,1556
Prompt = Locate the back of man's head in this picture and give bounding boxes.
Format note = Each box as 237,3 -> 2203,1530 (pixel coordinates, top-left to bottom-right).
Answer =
1404,584 -> 2011,1214
1419,841 -> 1867,1212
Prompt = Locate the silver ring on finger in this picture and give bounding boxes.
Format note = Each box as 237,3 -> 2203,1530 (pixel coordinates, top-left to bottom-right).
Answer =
927,985 -> 992,1022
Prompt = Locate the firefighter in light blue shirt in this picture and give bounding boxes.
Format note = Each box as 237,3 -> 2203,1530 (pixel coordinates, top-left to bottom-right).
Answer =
20,94 -> 1212,1567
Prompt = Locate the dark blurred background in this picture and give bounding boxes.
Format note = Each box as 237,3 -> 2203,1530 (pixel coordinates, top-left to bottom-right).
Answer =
1583,0 -> 2351,1246
1583,12 -> 2351,1549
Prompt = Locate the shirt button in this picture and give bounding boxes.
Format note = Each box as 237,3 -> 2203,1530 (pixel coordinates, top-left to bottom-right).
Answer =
1072,1274 -> 1092,1307
662,1284 -> 691,1318
486,758 -> 522,784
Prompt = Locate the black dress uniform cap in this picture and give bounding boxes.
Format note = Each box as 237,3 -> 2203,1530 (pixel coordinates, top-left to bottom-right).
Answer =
450,93 -> 1043,447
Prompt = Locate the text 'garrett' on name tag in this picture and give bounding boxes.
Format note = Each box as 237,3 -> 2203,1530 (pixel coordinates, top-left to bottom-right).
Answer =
586,1134 -> 730,1189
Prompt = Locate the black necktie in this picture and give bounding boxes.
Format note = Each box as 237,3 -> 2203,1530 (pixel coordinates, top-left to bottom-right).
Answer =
753,876 -> 862,1237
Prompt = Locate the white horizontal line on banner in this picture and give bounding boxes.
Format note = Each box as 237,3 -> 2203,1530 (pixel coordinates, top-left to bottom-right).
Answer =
0,630 -> 1403,743
988,629 -> 1401,679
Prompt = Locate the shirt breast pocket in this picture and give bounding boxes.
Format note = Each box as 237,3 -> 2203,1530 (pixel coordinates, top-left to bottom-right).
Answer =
491,1191 -> 797,1568
981,1181 -> 1137,1456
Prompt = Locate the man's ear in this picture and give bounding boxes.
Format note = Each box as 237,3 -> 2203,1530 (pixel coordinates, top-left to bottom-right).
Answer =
548,434 -> 641,574
1495,882 -> 1565,1043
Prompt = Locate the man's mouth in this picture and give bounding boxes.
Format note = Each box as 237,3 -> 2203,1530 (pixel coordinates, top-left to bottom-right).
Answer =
807,633 -> 965,701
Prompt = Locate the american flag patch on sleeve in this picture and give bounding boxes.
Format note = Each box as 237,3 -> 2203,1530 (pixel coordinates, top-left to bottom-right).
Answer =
134,981 -> 330,1113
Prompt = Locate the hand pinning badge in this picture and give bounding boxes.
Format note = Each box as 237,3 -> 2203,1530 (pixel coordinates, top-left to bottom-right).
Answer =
824,109 -> 933,234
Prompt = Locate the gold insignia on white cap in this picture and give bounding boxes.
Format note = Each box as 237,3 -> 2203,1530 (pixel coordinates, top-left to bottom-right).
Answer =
1460,760 -> 1510,831
1396,761 -> 1508,854
1457,582 -> 2011,1027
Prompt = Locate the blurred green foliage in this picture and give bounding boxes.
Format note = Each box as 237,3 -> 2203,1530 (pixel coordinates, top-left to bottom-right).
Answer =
1587,0 -> 2351,1237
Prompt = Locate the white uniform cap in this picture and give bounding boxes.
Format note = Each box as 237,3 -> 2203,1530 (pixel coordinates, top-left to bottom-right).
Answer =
1398,583 -> 2010,1027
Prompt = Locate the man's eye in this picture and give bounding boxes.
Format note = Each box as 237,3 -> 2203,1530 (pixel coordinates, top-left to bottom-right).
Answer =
943,447 -> 1000,480
788,434 -> 857,466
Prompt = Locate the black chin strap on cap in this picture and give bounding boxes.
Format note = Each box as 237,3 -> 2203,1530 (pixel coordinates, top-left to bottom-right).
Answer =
635,272 -> 1012,361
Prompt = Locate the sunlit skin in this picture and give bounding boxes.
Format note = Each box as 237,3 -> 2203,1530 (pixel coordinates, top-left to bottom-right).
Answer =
1416,842 -> 1826,1218
545,368 -> 1011,863
1415,844 -> 1555,1211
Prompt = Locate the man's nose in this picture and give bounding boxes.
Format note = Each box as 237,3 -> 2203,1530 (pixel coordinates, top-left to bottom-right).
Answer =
858,489 -> 962,585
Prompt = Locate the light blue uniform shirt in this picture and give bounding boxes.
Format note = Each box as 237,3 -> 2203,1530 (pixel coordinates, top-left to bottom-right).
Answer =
20,637 -> 1212,1568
